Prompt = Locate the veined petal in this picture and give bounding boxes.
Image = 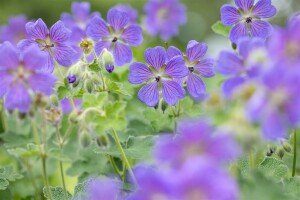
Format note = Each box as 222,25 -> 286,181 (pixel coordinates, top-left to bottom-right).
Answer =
229,22 -> 248,43
221,5 -> 242,26
194,58 -> 215,78
186,40 -> 208,63
164,56 -> 188,78
26,18 -> 48,40
249,20 -> 272,39
144,46 -> 167,71
107,8 -> 129,32
262,111 -> 287,140
94,40 -> 112,55
222,77 -> 246,98
167,46 -> 182,61
252,0 -> 276,18
128,62 -> 154,84
28,73 -> 57,95
162,80 -> 185,106
113,42 -> 132,66
186,73 -> 206,99
22,45 -> 48,71
138,81 -> 159,107
53,44 -> 76,67
5,82 -> 31,112
217,51 -> 243,76
86,16 -> 110,40
50,20 -> 71,43
17,39 -> 36,51
121,24 -> 143,46
0,72 -> 14,98
234,0 -> 254,12
72,2 -> 90,21
0,41 -> 19,70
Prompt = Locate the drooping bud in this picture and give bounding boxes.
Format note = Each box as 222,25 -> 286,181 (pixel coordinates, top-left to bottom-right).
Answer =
68,75 -> 77,84
84,79 -> 93,93
105,63 -> 114,73
282,141 -> 292,153
68,110 -> 81,124
277,148 -> 285,159
79,39 -> 94,54
161,100 -> 168,113
96,135 -> 109,148
80,130 -> 91,148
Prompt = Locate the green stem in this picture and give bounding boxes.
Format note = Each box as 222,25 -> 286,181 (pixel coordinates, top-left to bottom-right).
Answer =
111,128 -> 137,186
24,159 -> 40,200
0,101 -> 7,132
108,155 -> 123,179
55,126 -> 68,200
31,119 -> 53,200
69,99 -> 76,111
99,69 -> 106,91
249,150 -> 254,169
292,129 -> 297,177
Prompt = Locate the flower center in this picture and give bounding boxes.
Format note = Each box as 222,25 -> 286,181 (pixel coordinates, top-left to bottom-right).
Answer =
245,17 -> 252,23
112,37 -> 118,43
188,67 -> 194,72
155,76 -> 161,82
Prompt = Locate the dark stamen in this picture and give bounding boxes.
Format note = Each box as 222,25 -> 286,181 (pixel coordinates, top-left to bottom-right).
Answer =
112,37 -> 118,43
245,17 -> 252,23
188,67 -> 194,72
155,76 -> 161,82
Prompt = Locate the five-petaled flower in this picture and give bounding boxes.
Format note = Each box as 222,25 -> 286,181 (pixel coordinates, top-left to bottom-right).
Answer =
128,46 -> 188,107
0,42 -> 57,112
221,0 -> 276,43
86,8 -> 143,66
167,40 -> 215,99
18,18 -> 76,73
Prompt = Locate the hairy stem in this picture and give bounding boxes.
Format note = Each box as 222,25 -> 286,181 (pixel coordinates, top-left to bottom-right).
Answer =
292,130 -> 297,177
111,128 -> 137,186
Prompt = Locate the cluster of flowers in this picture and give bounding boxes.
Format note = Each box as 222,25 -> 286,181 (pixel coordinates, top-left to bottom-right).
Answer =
86,119 -> 240,200
218,0 -> 300,140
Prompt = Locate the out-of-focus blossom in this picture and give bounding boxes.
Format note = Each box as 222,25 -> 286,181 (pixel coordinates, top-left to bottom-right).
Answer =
86,178 -> 123,200
217,37 -> 267,98
154,119 -> 240,167
18,18 -> 76,73
0,42 -> 57,112
113,4 -> 138,24
167,40 -> 215,99
128,46 -> 188,107
86,8 -> 143,66
144,0 -> 186,40
221,0 -> 276,43
246,64 -> 300,140
60,98 -> 82,113
128,158 -> 239,200
0,15 -> 28,44
61,2 -> 100,63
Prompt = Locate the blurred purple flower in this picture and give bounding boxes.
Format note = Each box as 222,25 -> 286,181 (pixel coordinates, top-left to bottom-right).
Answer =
144,0 -> 186,40
0,42 -> 57,112
60,98 -> 82,113
86,8 -> 143,66
221,0 -> 276,43
154,119 -> 240,167
113,4 -> 138,24
246,64 -> 300,140
167,40 -> 215,99
0,15 -> 29,45
217,37 -> 266,98
129,158 -> 239,200
86,178 -> 123,200
61,2 -> 100,63
128,46 -> 188,107
18,18 -> 76,73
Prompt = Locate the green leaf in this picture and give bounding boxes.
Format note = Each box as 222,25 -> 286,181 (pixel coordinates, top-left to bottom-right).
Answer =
57,86 -> 69,100
0,166 -> 23,190
73,182 -> 88,198
284,176 -> 300,198
105,79 -> 131,97
258,157 -> 289,180
48,148 -> 71,162
211,20 -> 231,37
88,60 -> 101,72
0,179 -> 9,190
143,108 -> 174,132
7,143 -> 39,158
82,92 -> 108,109
43,186 -> 72,200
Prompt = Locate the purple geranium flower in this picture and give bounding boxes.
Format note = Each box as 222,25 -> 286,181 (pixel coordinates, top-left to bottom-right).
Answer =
60,98 -> 82,113
61,2 -> 100,63
113,4 -> 138,24
86,8 -> 143,66
246,64 -> 300,140
144,0 -> 186,40
18,18 -> 76,73
217,37 -> 266,98
154,119 -> 240,167
167,40 -> 215,99
221,0 -> 276,43
128,46 -> 188,107
0,15 -> 29,45
0,42 -> 57,112
86,178 -> 123,200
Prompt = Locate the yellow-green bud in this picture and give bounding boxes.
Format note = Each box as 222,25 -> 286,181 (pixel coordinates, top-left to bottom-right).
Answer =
84,79 -> 93,93
80,130 -> 91,148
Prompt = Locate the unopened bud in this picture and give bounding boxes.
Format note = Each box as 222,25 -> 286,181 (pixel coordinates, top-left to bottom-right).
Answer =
282,142 -> 292,153
84,79 -> 93,93
100,48 -> 114,72
80,130 -> 91,148
277,148 -> 285,159
18,112 -> 27,120
96,135 -> 109,148
68,111 -> 80,124
161,100 -> 168,113
105,63 -> 114,73
67,75 -> 77,84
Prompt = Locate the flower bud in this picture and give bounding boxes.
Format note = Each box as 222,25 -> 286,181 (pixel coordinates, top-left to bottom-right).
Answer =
79,39 -> 94,55
100,48 -> 114,73
68,111 -> 80,124
105,63 -> 114,73
84,79 -> 93,93
68,75 -> 77,84
277,148 -> 285,159
96,135 -> 109,148
161,100 -> 168,113
80,130 -> 91,148
282,142 -> 292,153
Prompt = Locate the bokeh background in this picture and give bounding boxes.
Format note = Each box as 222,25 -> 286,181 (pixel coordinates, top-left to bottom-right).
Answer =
0,0 -> 299,58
